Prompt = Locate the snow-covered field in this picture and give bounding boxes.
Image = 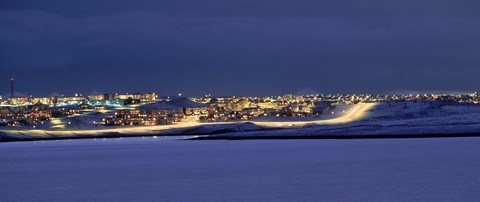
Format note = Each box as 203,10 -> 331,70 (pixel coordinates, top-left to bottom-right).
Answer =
1,137 -> 480,201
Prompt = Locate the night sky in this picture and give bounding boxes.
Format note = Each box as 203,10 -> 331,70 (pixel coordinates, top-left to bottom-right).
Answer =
1,0 -> 480,97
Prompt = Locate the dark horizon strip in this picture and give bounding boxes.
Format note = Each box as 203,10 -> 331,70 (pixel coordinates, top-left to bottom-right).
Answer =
190,133 -> 480,140
3,132 -> 480,143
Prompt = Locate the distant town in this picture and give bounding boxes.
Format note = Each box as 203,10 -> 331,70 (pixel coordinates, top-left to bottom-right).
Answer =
1,79 -> 479,128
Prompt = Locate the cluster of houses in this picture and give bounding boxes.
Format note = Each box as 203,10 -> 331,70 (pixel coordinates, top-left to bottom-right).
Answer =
104,109 -> 181,126
103,98 -> 210,126
5,90 -> 480,128
0,93 -> 337,128
102,96 -> 336,126
0,102 -> 104,127
196,96 -> 335,122
0,93 -> 158,127
4,93 -> 157,107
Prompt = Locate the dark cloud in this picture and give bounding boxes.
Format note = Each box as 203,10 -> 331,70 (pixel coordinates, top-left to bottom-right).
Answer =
1,1 -> 480,96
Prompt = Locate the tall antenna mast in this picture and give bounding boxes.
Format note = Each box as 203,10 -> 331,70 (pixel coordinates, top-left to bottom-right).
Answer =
10,78 -> 14,98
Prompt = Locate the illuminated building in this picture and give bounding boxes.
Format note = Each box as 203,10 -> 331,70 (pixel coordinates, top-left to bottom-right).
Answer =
57,96 -> 87,103
113,93 -> 157,103
30,97 -> 56,105
8,97 -> 28,105
88,94 -> 110,101
105,108 -> 179,126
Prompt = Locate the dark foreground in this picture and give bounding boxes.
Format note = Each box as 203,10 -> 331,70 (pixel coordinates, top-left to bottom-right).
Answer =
192,132 -> 480,140
3,131 -> 480,143
1,137 -> 480,201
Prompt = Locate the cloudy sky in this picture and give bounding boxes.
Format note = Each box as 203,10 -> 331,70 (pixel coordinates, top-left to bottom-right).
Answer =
1,0 -> 480,97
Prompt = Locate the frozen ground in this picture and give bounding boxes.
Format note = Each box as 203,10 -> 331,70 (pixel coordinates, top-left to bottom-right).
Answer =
1,137 -> 480,201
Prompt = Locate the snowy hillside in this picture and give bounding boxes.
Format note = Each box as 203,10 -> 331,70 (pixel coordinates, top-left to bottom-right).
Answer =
208,101 -> 480,138
139,98 -> 207,111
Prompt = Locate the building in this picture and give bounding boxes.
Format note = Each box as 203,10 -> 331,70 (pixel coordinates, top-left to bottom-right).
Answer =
105,108 -> 179,126
57,96 -> 87,103
140,93 -> 157,103
8,97 -> 28,105
30,97 -> 56,105
88,94 -> 110,101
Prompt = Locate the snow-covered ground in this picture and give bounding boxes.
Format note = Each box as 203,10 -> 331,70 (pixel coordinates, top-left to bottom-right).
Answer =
209,101 -> 480,138
1,137 -> 480,201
